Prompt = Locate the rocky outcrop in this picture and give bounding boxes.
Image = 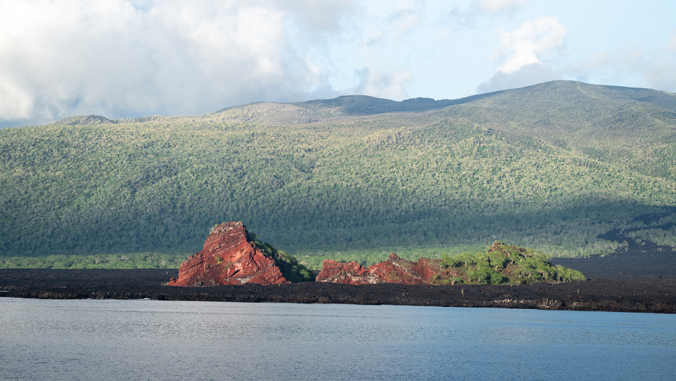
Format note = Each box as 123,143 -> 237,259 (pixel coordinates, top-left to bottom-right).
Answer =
316,259 -> 380,285
316,241 -> 576,285
316,253 -> 454,285
168,222 -> 289,286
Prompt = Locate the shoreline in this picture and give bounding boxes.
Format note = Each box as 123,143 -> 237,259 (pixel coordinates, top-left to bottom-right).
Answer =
1,269 -> 674,313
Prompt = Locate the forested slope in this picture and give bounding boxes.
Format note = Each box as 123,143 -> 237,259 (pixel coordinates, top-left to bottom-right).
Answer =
1,80 -> 675,268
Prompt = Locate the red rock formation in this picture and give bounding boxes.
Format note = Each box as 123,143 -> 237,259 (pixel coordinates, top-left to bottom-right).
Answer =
317,241 -> 535,285
168,222 -> 289,286
316,253 -> 448,285
316,259 -> 379,285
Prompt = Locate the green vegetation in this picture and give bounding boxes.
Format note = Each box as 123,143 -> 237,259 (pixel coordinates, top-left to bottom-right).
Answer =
437,242 -> 586,285
626,213 -> 676,248
0,253 -> 187,269
248,232 -> 315,282
1,80 -> 675,268
294,244 -> 487,270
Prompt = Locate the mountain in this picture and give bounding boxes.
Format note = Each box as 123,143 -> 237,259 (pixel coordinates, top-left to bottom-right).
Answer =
1,80 -> 675,268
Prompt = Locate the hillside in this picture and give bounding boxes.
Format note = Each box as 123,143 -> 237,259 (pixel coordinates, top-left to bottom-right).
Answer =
1,80 -> 675,269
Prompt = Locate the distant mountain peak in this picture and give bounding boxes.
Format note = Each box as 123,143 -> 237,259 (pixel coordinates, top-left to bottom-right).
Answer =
54,115 -> 117,125
50,80 -> 676,128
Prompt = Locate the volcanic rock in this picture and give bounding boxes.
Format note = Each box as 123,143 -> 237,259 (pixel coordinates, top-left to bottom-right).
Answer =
316,253 -> 452,285
168,222 -> 289,286
316,241 -> 542,285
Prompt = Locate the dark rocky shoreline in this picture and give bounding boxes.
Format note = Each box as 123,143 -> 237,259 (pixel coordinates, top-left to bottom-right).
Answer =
1,269 -> 674,313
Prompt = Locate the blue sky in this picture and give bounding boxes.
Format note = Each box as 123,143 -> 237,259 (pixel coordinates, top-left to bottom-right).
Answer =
1,0 -> 675,127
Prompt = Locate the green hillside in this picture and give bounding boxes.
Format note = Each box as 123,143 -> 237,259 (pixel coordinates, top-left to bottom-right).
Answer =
1,80 -> 675,269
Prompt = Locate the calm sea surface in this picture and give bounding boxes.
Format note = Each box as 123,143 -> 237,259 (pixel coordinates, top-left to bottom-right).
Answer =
0,299 -> 674,380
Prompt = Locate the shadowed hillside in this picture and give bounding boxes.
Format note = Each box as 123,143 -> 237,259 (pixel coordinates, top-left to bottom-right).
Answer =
1,80 -> 675,269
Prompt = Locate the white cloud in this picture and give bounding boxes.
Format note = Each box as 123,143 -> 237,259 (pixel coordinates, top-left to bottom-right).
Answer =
442,0 -> 528,30
477,0 -> 528,15
476,63 -> 555,94
0,79 -> 34,121
281,0 -> 358,31
476,16 -> 566,93
389,1 -> 425,37
666,31 -> 676,53
361,0 -> 425,45
561,46 -> 676,93
350,1 -> 422,98
0,0 -> 353,126
645,62 -> 676,92
563,49 -> 644,83
654,32 -> 676,91
353,67 -> 412,100
363,26 -> 387,47
478,26 -> 676,95
494,16 -> 567,73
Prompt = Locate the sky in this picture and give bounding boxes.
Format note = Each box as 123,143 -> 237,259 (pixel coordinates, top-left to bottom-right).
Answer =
1,0 -> 675,127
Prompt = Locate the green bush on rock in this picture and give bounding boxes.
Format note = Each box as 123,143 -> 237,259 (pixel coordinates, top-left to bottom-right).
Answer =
249,232 -> 315,282
438,242 -> 586,284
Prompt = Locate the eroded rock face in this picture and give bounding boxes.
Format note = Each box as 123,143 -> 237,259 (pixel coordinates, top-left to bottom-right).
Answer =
316,253 -> 448,285
167,222 -> 289,286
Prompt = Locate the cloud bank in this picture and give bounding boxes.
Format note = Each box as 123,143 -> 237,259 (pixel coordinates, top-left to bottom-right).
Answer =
0,0 -> 360,126
1,1 -> 674,127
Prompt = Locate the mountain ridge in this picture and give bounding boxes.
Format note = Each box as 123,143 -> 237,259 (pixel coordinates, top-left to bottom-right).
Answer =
2,80 -> 675,268
48,80 -> 676,127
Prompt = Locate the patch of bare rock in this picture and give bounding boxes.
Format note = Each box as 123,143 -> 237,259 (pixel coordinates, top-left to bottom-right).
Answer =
168,222 -> 289,286
317,253 -> 441,285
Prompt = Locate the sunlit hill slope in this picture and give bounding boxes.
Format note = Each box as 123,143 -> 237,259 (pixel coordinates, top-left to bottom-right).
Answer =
1,80 -> 675,268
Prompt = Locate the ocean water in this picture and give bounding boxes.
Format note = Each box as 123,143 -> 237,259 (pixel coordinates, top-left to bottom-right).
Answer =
0,299 -> 674,380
